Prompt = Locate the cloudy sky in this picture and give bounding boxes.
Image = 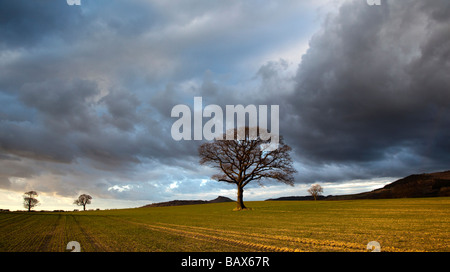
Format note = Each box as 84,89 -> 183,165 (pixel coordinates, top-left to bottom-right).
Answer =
1,0 -> 449,210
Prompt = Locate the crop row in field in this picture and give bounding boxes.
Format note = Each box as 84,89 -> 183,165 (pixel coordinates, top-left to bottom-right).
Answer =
0,213 -> 370,252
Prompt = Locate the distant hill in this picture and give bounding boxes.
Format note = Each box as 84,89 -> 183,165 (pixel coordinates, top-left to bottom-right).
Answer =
142,196 -> 234,207
266,195 -> 328,201
267,170 -> 450,201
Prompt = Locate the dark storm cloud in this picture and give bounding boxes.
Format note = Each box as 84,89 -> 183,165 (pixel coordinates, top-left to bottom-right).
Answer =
99,88 -> 141,132
0,0 -> 83,49
0,78 -> 106,164
19,79 -> 100,132
0,0 -> 315,202
0,0 -> 170,168
284,0 -> 450,181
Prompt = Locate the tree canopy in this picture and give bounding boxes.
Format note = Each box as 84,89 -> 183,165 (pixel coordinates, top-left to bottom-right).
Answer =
74,194 -> 92,211
23,191 -> 39,212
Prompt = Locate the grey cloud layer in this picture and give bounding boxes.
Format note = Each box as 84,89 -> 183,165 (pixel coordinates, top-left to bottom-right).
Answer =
285,0 -> 450,180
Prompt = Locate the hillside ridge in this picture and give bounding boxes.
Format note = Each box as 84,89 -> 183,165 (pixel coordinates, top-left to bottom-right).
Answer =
266,170 -> 450,201
142,196 -> 234,207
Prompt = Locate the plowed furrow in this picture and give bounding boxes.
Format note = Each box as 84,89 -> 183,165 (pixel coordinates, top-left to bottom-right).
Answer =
107,217 -> 299,252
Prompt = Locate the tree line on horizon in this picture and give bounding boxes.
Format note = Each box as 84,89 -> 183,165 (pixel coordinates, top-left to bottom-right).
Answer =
22,191 -> 92,212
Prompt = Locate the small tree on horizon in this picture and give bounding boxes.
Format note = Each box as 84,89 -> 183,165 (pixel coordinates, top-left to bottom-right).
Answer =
23,191 -> 39,212
307,184 -> 323,201
74,194 -> 92,211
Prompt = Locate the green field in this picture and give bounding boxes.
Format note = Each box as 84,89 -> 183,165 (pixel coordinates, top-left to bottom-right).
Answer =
1,197 -> 449,252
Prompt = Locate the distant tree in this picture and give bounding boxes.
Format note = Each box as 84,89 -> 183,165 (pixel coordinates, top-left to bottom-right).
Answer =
23,191 -> 40,212
74,194 -> 92,211
199,127 -> 296,210
307,184 -> 323,201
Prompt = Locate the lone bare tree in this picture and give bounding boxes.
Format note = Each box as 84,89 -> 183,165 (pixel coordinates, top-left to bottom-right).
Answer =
74,194 -> 92,211
199,127 -> 296,210
23,191 -> 39,212
307,184 -> 323,201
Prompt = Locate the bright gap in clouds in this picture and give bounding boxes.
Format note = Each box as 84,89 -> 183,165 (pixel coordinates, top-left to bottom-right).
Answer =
242,178 -> 395,201
0,189 -> 149,211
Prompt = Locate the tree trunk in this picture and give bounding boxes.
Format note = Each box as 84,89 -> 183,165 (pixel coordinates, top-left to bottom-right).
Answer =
236,185 -> 247,210
83,204 -> 86,211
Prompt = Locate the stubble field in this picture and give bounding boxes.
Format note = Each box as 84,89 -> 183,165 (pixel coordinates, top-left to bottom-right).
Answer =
0,197 -> 449,252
